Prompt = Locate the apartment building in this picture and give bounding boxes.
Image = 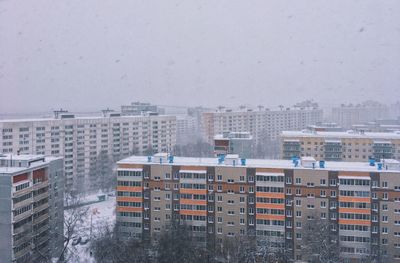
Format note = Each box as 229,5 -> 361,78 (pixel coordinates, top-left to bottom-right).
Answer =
0,154 -> 64,263
115,153 -> 400,262
214,131 -> 253,158
121,102 -> 165,116
201,106 -> 322,144
331,101 -> 389,129
0,113 -> 176,193
281,130 -> 400,162
176,115 -> 199,145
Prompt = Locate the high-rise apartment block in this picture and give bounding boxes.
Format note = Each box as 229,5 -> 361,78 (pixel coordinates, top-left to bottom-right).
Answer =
115,154 -> 400,262
201,106 -> 323,144
331,101 -> 389,129
0,113 -> 176,192
0,154 -> 64,263
281,130 -> 400,161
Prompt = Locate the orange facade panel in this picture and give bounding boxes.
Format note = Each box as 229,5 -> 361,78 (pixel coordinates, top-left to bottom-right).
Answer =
179,210 -> 207,216
180,166 -> 207,171
118,163 -> 144,169
338,171 -> 370,177
180,199 -> 207,206
180,189 -> 207,195
116,206 -> 143,213
338,197 -> 371,203
256,192 -> 285,199
256,214 -> 285,221
117,186 -> 143,192
256,168 -> 284,174
256,203 -> 285,210
338,219 -> 371,226
339,208 -> 371,215
116,197 -> 143,203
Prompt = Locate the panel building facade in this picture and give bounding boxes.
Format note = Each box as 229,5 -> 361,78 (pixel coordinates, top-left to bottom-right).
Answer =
201,106 -> 323,144
116,154 -> 400,262
0,154 -> 64,263
0,113 -> 176,192
281,130 -> 400,161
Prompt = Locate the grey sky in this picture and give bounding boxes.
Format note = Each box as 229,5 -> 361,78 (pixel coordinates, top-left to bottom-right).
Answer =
0,0 -> 399,113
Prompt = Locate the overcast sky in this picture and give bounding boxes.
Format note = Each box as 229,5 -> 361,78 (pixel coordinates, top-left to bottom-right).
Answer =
0,0 -> 399,114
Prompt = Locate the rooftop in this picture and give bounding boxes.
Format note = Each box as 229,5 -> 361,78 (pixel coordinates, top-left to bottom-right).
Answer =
0,114 -> 175,124
117,155 -> 400,173
0,154 -> 62,175
281,130 -> 400,140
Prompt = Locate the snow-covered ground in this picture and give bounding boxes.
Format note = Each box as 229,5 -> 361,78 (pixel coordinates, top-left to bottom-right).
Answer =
65,194 -> 116,263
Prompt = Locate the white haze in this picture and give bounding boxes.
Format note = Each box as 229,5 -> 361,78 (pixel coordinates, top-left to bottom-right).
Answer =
0,0 -> 399,113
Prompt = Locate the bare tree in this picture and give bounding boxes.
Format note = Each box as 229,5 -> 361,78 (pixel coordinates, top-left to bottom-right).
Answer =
256,235 -> 289,263
302,217 -> 339,263
90,225 -> 151,263
155,220 -> 209,263
56,193 -> 89,263
219,235 -> 257,263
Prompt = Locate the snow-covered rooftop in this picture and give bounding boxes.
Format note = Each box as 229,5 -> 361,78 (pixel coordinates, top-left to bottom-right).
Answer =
281,130 -> 400,140
118,155 -> 400,173
0,154 -> 62,175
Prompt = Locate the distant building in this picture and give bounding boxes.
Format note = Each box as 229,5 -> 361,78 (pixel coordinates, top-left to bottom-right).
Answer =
121,102 -> 165,116
0,154 -> 64,262
306,122 -> 343,132
116,153 -> 400,262
331,101 -> 389,129
352,119 -> 400,133
281,130 -> 400,161
0,112 -> 176,193
201,103 -> 323,144
213,131 -> 253,158
176,115 -> 199,145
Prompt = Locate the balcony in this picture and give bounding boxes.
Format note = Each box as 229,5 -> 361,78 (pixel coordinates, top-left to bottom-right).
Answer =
13,246 -> 31,262
13,223 -> 32,235
34,224 -> 50,235
33,192 -> 48,202
13,210 -> 33,223
32,181 -> 49,191
33,213 -> 49,225
13,233 -> 32,248
33,203 -> 49,214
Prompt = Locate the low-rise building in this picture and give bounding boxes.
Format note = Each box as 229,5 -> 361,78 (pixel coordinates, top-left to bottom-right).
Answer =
281,130 -> 400,161
213,131 -> 253,158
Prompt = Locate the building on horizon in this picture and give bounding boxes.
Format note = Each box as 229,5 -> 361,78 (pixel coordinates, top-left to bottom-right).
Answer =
351,119 -> 400,133
0,112 -> 176,193
201,104 -> 323,145
176,115 -> 200,145
281,130 -> 400,161
0,154 -> 64,262
115,153 -> 400,262
213,131 -> 253,158
331,101 -> 389,129
121,102 -> 165,116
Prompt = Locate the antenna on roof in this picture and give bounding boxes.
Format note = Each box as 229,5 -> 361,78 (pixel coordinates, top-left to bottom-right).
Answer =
101,108 -> 114,117
53,108 -> 68,119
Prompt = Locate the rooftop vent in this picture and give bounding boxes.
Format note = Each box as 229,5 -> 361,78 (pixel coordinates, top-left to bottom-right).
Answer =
153,153 -> 168,164
224,154 -> 239,166
381,159 -> 400,171
301,157 -> 317,169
